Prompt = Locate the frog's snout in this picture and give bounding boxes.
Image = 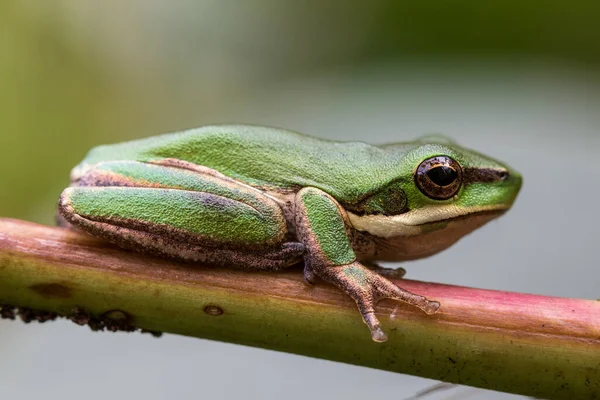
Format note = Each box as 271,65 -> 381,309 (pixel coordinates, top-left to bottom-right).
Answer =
500,167 -> 523,206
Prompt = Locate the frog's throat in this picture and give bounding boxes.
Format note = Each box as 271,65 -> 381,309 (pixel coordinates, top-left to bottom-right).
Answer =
347,204 -> 508,238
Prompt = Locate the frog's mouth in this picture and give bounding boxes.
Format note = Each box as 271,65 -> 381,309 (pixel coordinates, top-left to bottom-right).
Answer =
347,205 -> 509,238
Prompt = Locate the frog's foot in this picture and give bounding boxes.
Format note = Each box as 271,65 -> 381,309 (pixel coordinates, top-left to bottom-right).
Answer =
303,260 -> 317,285
55,211 -> 73,228
317,261 -> 440,342
363,261 -> 407,279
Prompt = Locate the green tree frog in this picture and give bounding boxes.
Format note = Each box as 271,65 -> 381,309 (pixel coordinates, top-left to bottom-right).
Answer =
58,125 -> 522,342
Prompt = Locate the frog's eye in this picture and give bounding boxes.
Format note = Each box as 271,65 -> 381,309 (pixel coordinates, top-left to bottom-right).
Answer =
415,156 -> 463,200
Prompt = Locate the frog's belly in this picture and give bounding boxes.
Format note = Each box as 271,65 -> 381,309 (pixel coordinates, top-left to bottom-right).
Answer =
352,212 -> 501,262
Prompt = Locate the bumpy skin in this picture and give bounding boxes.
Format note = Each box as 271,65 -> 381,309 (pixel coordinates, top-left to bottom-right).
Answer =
58,125 -> 522,342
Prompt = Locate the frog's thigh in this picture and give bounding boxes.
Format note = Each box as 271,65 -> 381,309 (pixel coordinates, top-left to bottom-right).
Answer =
59,162 -> 304,270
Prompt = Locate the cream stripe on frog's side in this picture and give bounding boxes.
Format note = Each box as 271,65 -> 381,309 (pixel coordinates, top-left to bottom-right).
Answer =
347,203 -> 509,238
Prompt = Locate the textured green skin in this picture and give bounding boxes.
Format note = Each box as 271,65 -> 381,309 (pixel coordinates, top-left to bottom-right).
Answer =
68,188 -> 275,245
69,160 -> 285,246
65,124 -> 523,266
297,188 -> 355,266
76,125 -> 519,210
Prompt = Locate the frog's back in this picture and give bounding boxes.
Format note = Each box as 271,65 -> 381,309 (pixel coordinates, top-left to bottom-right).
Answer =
79,125 -> 412,203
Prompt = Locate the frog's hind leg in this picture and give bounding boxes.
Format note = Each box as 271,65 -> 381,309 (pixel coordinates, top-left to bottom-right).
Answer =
58,160 -> 304,271
58,204 -> 304,270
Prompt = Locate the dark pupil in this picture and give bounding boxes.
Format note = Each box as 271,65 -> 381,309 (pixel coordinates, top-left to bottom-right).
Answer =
427,166 -> 457,187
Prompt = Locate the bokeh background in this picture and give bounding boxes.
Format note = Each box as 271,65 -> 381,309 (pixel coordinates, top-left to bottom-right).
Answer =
1,2 -> 599,399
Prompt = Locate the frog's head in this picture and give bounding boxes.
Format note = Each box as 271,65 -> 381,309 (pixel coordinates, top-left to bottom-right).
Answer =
348,135 -> 522,260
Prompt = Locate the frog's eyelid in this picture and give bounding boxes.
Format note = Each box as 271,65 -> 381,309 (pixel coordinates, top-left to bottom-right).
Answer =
415,133 -> 457,145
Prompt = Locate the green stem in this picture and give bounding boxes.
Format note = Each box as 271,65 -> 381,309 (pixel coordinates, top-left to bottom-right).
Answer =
0,218 -> 598,399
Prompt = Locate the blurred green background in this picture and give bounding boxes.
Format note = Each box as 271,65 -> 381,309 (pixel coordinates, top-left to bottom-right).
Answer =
2,1 -> 600,223
1,2 -> 599,399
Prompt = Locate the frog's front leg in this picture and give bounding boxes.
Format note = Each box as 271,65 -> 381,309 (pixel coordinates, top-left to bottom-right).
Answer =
295,187 -> 440,342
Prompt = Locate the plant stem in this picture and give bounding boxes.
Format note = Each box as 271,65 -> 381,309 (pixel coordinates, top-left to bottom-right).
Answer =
0,218 -> 598,399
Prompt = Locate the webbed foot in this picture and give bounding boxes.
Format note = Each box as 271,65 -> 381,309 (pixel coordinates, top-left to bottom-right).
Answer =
317,261 -> 440,342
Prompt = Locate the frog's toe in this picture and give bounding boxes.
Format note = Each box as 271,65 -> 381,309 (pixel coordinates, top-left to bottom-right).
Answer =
361,311 -> 388,342
373,274 -> 441,315
386,266 -> 407,279
371,265 -> 407,279
303,261 -> 317,285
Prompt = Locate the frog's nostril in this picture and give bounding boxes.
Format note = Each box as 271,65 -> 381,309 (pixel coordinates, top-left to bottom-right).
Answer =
499,170 -> 509,181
